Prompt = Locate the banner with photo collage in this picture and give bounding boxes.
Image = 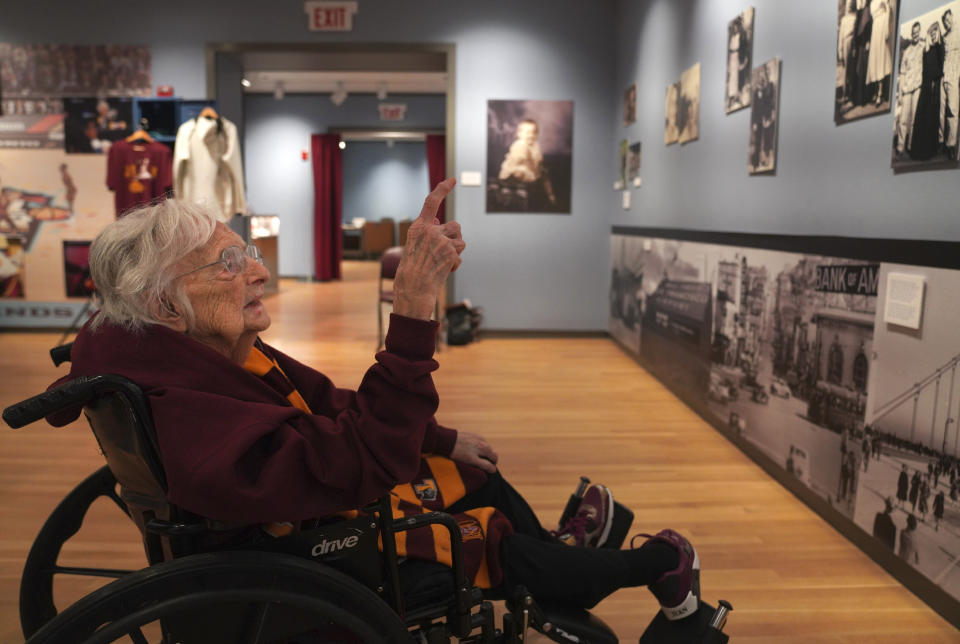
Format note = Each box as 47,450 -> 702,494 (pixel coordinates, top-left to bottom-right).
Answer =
610,232 -> 960,607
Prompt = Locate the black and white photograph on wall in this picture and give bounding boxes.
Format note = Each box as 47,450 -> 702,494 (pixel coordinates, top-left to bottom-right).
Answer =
665,82 -> 680,145
609,235 -> 647,355
706,248 -> 878,520
726,7 -> 755,113
852,264 -> 960,602
891,1 -> 960,168
486,99 -> 573,214
623,83 -> 637,126
618,139 -> 629,187
609,236 -> 715,403
678,63 -> 701,144
748,58 -> 781,174
627,142 -> 642,186
0,44 -> 151,150
835,0 -> 900,124
63,98 -> 132,154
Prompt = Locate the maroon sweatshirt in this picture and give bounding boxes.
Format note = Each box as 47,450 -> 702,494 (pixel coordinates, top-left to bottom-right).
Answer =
48,313 -> 458,524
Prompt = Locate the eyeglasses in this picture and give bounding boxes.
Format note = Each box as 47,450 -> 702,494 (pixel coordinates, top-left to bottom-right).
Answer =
174,244 -> 263,280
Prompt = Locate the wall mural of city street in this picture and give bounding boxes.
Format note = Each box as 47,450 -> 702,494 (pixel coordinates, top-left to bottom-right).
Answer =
610,231 -> 960,607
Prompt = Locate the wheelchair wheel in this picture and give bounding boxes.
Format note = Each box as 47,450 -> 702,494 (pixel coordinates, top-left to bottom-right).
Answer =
20,465 -> 135,638
27,550 -> 414,644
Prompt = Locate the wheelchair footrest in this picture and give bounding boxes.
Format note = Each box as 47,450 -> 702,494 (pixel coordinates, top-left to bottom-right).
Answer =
536,605 -> 618,644
601,501 -> 634,550
639,600 -> 730,644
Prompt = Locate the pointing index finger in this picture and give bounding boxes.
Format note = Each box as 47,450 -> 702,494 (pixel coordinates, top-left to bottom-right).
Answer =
418,177 -> 456,223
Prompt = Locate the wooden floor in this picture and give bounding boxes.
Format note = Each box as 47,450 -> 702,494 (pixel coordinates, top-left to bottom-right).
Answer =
1,260 -> 958,643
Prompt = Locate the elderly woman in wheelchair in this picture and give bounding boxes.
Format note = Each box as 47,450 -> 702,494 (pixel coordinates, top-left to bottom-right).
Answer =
6,179 -> 731,643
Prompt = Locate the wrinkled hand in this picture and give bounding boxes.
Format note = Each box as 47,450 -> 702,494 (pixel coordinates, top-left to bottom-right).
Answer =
450,431 -> 498,474
393,177 -> 464,320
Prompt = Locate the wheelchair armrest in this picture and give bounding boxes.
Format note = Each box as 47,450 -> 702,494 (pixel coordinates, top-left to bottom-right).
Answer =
4,375 -> 101,428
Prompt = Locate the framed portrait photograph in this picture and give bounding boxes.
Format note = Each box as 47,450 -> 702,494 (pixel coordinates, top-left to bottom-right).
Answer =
664,82 -> 680,145
748,58 -> 781,174
64,97 -> 133,154
486,99 -> 573,214
835,0 -> 901,124
891,1 -> 960,168
678,63 -> 701,144
726,8 -> 755,113
623,83 -> 637,126
627,142 -> 642,186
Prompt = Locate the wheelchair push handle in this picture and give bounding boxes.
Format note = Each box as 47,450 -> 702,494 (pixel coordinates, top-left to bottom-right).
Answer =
4,375 -> 102,428
49,342 -> 73,367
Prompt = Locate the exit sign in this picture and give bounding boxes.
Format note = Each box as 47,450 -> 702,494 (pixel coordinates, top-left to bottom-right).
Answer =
305,1 -> 357,31
378,103 -> 407,121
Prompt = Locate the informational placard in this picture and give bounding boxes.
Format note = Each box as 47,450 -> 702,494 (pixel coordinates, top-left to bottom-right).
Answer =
304,1 -> 358,31
883,272 -> 925,329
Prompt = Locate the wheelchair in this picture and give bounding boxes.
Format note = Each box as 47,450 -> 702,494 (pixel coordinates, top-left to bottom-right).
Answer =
4,343 -> 733,643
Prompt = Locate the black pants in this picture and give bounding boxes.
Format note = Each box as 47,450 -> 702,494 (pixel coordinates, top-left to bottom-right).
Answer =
445,471 -> 677,609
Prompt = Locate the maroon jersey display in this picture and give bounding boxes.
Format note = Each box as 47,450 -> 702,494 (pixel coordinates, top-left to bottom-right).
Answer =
106,140 -> 172,217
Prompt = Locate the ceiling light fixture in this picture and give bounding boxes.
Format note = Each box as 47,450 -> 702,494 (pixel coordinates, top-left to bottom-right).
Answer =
274,81 -> 285,101
338,140 -> 346,150
330,81 -> 348,106
240,78 -> 252,88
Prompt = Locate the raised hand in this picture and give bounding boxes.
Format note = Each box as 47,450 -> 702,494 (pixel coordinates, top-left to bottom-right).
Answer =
392,177 -> 464,321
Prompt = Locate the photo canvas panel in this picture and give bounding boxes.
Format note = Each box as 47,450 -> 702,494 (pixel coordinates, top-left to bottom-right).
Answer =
664,82 -> 680,145
890,1 -> 960,168
835,0 -> 901,124
486,99 -> 573,214
678,63 -> 701,144
726,7 -> 755,113
64,97 -> 133,154
623,83 -> 637,126
627,142 -> 642,183
748,58 -> 781,174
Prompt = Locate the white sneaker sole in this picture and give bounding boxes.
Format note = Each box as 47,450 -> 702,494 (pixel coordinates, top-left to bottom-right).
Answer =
595,484 -> 615,547
661,548 -> 700,621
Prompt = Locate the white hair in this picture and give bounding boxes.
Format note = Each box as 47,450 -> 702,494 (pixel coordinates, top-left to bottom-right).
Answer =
88,200 -> 219,332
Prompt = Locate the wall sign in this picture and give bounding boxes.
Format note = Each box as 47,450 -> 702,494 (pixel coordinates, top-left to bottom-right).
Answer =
304,1 -> 358,31
378,103 -> 407,121
814,263 -> 879,295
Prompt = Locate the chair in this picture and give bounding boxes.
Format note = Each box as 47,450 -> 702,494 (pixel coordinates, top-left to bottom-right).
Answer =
398,219 -> 412,246
3,348 -> 732,644
362,217 -> 396,258
378,246 -> 403,349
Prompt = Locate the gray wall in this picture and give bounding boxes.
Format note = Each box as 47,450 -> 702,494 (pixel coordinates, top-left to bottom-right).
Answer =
244,93 -> 444,276
342,141 -> 430,226
611,0 -> 960,242
1,0 -> 618,330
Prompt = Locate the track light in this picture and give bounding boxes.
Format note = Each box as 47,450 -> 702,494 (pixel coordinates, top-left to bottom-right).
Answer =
274,81 -> 285,100
338,140 -> 346,150
241,78 -> 251,88
330,81 -> 348,106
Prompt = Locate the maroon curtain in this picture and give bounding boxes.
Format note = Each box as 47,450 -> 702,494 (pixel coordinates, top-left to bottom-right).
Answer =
425,134 -> 446,223
311,133 -> 342,281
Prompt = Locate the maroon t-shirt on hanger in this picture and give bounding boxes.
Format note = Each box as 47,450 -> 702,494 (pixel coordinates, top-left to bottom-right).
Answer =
106,140 -> 173,217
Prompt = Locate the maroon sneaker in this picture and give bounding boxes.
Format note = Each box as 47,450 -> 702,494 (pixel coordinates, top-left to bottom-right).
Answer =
632,529 -> 700,620
554,484 -> 614,548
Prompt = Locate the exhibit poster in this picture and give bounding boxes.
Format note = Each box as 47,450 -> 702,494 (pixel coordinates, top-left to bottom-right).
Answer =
853,263 -> 960,604
678,63 -> 701,144
664,82 -> 680,145
748,58 -> 781,175
623,83 -> 637,127
0,44 -> 151,150
486,99 -> 573,214
726,7 -> 755,114
610,229 -> 960,611
63,98 -> 133,154
835,0 -> 900,124
890,1 -> 960,168
0,150 -> 113,324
